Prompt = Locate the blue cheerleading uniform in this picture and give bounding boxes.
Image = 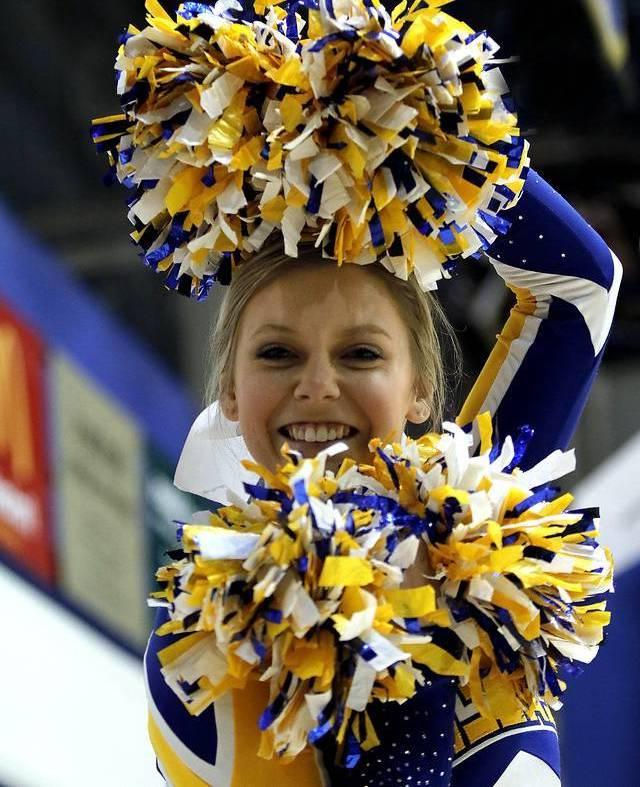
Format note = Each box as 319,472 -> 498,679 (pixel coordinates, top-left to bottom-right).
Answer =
145,169 -> 622,786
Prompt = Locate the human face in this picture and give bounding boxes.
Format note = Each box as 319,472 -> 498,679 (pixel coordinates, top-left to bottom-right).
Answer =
221,263 -> 428,472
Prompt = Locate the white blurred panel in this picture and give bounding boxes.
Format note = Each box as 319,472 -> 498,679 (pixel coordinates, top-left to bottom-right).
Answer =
0,564 -> 161,787
573,429 -> 640,575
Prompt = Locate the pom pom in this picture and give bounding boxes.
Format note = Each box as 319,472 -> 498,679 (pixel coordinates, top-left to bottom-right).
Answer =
149,414 -> 612,767
93,0 -> 529,298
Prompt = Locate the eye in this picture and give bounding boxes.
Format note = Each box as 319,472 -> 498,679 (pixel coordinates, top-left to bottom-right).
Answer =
256,344 -> 295,361
344,345 -> 383,361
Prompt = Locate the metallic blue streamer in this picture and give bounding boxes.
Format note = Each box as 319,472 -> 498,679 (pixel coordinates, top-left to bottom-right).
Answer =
263,608 -> 283,623
489,439 -> 501,462
502,94 -> 517,114
91,119 -> 129,139
425,188 -> 447,218
439,227 -> 456,246
473,227 -> 492,252
197,274 -> 215,301
507,486 -> 559,517
145,244 -> 172,270
358,642 -> 377,661
478,208 -> 512,236
308,717 -> 333,744
145,212 -> 190,269
308,29 -> 358,53
462,165 -> 487,189
544,662 -> 563,697
385,529 -> 398,554
316,537 -> 331,559
467,604 -> 520,674
344,730 -> 362,769
375,447 -> 400,488
407,203 -> 432,236
504,424 -> 535,472
259,693 -> 287,730
178,2 -> 216,20
307,176 -> 323,214
495,183 -> 517,202
200,165 -> 215,187
251,633 -> 267,661
120,81 -> 149,111
404,618 -> 422,634
464,30 -> 485,46
286,7 -> 299,41
166,267 -> 191,294
523,546 -> 557,562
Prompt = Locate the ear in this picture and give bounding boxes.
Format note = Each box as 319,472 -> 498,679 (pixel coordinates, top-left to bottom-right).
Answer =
406,394 -> 431,425
220,386 -> 239,422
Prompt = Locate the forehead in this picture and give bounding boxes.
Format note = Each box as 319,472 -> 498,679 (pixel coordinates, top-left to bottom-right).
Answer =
239,263 -> 407,337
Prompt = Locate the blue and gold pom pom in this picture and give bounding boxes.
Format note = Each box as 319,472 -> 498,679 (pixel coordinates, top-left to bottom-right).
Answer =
149,413 -> 612,766
92,0 -> 530,298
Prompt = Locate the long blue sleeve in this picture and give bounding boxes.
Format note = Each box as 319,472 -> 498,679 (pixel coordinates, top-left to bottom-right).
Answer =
457,169 -> 623,470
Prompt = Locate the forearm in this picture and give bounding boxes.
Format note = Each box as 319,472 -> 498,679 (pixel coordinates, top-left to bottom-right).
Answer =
457,169 -> 622,468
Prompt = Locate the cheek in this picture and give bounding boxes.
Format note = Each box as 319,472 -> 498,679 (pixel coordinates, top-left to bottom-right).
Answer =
232,366 -> 287,458
355,368 -> 413,436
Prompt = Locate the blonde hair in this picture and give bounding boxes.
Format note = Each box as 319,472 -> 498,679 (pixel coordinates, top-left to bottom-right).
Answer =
206,240 -> 460,433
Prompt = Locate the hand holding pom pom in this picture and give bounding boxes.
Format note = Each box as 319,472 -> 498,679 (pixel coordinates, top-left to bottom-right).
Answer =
149,413 -> 612,767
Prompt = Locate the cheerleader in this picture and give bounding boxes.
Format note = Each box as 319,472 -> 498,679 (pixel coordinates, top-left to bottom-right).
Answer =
92,1 -> 621,784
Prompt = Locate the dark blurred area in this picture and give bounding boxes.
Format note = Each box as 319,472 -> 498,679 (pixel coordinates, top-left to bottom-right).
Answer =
1,0 -> 639,470
445,0 -> 640,372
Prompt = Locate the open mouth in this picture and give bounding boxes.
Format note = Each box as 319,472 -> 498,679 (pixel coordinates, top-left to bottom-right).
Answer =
278,422 -> 358,443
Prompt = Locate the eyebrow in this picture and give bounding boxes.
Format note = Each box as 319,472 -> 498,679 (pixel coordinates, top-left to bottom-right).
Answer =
251,323 -> 393,340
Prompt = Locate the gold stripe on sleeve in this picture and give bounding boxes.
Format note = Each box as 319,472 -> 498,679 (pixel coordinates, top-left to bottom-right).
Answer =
148,712 -> 212,787
457,284 -> 537,427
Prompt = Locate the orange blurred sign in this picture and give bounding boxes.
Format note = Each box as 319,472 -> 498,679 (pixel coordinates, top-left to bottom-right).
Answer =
0,299 -> 53,582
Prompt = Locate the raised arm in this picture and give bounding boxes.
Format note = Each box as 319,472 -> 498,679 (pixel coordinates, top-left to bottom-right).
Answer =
456,169 -> 623,469
450,170 -> 622,785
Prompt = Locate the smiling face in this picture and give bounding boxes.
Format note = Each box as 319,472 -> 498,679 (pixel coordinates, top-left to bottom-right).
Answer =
220,262 -> 429,472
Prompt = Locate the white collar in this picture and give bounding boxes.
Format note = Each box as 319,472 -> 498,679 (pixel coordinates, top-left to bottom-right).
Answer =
173,401 -> 256,504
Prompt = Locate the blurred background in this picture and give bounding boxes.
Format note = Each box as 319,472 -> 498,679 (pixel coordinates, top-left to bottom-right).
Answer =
1,0 -> 639,784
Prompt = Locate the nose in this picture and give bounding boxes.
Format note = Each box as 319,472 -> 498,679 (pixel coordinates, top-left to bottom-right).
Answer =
293,354 -> 340,401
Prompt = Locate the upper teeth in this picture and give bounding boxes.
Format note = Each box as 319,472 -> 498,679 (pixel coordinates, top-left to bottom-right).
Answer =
285,423 -> 351,442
